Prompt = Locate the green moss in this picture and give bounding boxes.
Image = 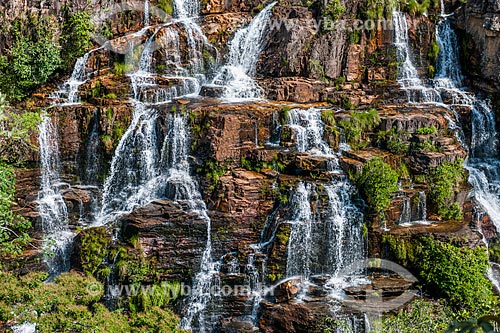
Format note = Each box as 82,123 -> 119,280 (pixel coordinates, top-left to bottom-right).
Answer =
77,227 -> 111,276
0,271 -> 185,332
279,106 -> 292,125
158,0 -> 174,15
338,109 -> 381,149
197,159 -> 227,191
322,0 -> 345,21
112,62 -> 133,76
416,125 -> 437,135
128,281 -> 182,313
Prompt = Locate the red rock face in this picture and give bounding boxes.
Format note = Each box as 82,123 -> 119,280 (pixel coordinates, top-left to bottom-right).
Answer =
4,0 -> 500,330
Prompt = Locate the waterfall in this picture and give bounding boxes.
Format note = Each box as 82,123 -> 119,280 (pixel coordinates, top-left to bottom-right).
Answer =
397,198 -> 411,225
283,109 -> 364,279
37,112 -> 71,275
416,191 -> 427,222
51,48 -> 102,105
211,2 -> 276,100
286,182 -> 314,277
434,19 -> 463,87
97,16 -> 211,222
172,115 -> 218,333
284,108 -> 338,170
393,11 -> 440,103
144,0 -> 150,26
174,0 -> 199,19
466,102 -> 500,229
84,109 -> 101,185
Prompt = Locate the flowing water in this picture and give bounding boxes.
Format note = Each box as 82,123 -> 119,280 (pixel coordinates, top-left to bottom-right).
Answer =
38,47 -> 103,274
98,0 -> 212,223
211,2 -> 276,100
284,108 -> 365,278
38,112 -> 72,275
395,5 -> 500,288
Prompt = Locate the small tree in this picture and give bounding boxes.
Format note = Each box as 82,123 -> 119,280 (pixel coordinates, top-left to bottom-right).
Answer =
356,157 -> 399,213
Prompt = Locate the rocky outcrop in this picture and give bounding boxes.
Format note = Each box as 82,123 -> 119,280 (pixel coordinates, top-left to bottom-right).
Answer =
120,200 -> 208,282
456,0 -> 500,93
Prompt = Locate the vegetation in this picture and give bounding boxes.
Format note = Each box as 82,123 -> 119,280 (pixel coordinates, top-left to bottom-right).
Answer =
0,15 -> 61,100
338,109 -> 381,149
404,0 -> 440,16
445,316 -> 500,333
0,271 -> 185,332
377,127 -> 410,155
77,227 -> 111,276
0,96 -> 41,164
428,160 -> 466,220
60,11 -> 96,70
0,163 -> 32,259
322,0 -> 346,21
364,0 -> 398,20
0,95 -> 36,258
197,159 -> 227,191
158,0 -> 175,16
356,158 -> 399,213
377,299 -> 451,333
383,235 -> 493,313
416,125 -> 438,135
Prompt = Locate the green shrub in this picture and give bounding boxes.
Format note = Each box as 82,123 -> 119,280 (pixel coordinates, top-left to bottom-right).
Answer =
416,125 -> 437,135
0,98 -> 41,164
0,16 -> 61,100
77,227 -> 111,276
0,163 -> 32,258
60,11 -> 96,70
378,299 -> 451,333
364,0 -> 398,20
428,160 -> 466,220
383,235 -> 493,313
0,271 -> 185,332
377,127 -> 410,155
338,109 -> 381,149
356,158 -> 399,213
404,0 -> 440,15
418,237 -> 492,312
322,0 -> 345,21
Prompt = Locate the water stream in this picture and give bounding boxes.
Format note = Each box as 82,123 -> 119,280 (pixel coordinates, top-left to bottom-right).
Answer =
211,2 -> 276,100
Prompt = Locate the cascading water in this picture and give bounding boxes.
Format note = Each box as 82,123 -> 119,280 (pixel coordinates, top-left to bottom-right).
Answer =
38,46 -> 102,274
144,0 -> 150,26
286,182 -> 314,278
394,3 -> 500,289
51,47 -> 103,105
84,109 -> 101,185
211,2 -> 276,100
169,114 -> 218,333
393,11 -> 441,103
37,112 -> 71,275
284,108 -> 365,278
98,3 -> 213,222
281,108 -> 366,333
